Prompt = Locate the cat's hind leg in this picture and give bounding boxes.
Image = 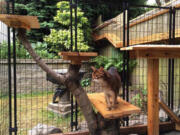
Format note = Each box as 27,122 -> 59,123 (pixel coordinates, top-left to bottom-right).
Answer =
110,91 -> 116,110
105,93 -> 111,111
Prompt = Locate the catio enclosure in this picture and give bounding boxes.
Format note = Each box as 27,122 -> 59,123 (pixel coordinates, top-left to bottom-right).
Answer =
0,0 -> 180,135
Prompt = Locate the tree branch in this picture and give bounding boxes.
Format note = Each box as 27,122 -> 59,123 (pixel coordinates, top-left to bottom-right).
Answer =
17,28 -> 66,84
17,28 -> 98,135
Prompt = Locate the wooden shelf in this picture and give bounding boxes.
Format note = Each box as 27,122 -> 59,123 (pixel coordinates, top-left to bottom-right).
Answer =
0,14 -> 40,30
120,45 -> 180,51
88,93 -> 141,119
59,52 -> 98,64
120,45 -> 180,59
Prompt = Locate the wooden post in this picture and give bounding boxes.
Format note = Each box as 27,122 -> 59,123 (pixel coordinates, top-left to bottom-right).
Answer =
148,59 -> 159,135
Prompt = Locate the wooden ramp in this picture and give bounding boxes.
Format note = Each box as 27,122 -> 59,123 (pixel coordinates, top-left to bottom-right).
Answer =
0,14 -> 40,29
159,100 -> 180,131
87,93 -> 141,119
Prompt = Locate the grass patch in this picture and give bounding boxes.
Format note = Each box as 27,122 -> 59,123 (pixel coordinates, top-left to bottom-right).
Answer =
0,91 -> 85,135
16,91 -> 54,98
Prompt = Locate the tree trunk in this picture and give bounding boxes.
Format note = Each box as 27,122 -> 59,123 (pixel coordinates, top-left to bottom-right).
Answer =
17,28 -> 120,135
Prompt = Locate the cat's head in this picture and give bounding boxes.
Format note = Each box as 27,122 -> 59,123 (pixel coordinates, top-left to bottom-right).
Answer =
91,66 -> 110,83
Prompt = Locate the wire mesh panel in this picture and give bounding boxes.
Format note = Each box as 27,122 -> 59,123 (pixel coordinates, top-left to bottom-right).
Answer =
1,0 -> 180,134
0,1 -> 9,135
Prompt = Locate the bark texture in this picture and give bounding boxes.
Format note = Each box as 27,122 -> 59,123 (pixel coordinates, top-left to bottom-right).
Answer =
17,28 -> 120,135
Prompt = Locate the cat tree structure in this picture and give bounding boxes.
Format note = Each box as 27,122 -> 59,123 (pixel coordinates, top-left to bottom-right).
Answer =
0,14 -> 142,135
0,14 -> 180,135
2,14 -> 179,135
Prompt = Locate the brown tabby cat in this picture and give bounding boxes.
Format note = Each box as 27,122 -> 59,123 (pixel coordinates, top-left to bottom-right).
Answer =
91,66 -> 121,110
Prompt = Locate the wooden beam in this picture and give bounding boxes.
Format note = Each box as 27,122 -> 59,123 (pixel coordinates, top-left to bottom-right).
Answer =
129,50 -> 180,59
51,130 -> 89,135
94,31 -> 169,48
93,33 -> 122,48
120,122 -> 175,135
51,122 -> 175,135
129,9 -> 169,28
120,45 -> 180,51
147,59 -> 159,135
93,20 -> 116,32
159,100 -> 180,123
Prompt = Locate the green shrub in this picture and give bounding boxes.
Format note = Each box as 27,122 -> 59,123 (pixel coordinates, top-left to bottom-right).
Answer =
0,41 -> 57,59
91,55 -> 137,73
44,1 -> 93,53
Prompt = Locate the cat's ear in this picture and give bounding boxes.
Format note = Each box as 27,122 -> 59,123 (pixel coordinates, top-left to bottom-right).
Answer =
104,70 -> 111,78
99,67 -> 104,71
91,66 -> 96,72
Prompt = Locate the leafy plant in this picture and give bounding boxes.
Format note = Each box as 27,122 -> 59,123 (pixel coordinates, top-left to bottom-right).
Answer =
132,88 -> 147,112
91,55 -> 137,73
0,41 -> 57,59
81,78 -> 91,87
44,1 -> 92,52
15,0 -> 60,42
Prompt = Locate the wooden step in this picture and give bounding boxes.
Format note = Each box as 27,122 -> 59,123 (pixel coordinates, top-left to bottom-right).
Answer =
0,14 -> 40,30
87,93 -> 141,119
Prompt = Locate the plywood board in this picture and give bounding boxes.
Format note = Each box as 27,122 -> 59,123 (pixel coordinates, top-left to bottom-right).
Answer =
88,93 -> 141,119
0,14 -> 40,29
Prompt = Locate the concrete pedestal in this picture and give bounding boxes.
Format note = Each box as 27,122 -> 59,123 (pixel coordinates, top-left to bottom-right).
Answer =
48,90 -> 71,118
48,102 -> 71,117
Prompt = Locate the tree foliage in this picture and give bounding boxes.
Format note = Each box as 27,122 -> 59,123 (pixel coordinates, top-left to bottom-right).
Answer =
78,0 -> 148,26
44,1 -> 92,52
15,0 -> 148,43
15,0 -> 60,42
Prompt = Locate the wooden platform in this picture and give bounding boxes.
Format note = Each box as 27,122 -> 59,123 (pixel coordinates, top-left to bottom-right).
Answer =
93,1 -> 180,47
120,45 -> 180,59
0,14 -> 40,29
59,52 -> 98,64
87,93 -> 141,119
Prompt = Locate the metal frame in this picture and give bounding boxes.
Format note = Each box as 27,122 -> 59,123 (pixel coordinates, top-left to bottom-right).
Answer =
2,0 -> 178,134
70,0 -> 78,131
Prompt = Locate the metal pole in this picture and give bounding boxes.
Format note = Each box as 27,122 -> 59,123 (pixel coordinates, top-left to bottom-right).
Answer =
74,0 -> 78,130
12,0 -> 17,133
126,2 -> 129,126
168,8 -> 172,107
70,0 -> 73,51
71,93 -> 74,131
74,0 -> 78,52
122,1 -> 126,100
6,0 -> 12,134
171,8 -> 176,110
